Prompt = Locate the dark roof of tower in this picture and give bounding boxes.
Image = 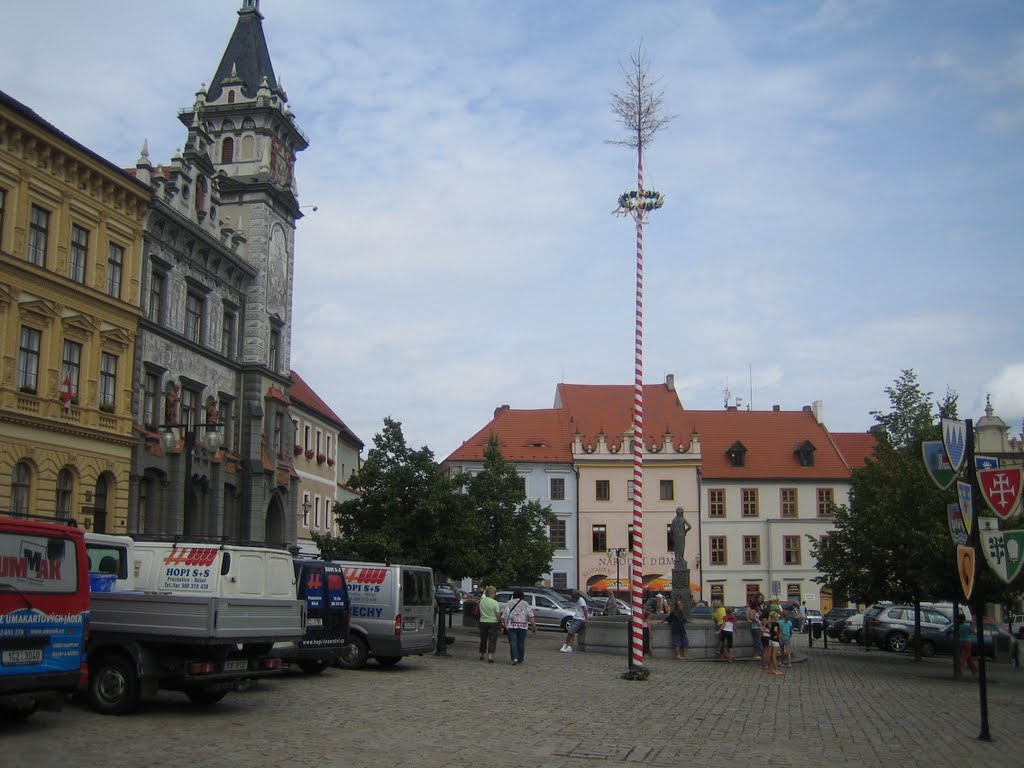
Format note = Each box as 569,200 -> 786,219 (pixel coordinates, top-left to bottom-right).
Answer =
207,3 -> 277,103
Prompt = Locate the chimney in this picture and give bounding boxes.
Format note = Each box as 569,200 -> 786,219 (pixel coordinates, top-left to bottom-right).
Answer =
493,404 -> 510,419
666,373 -> 675,391
772,405 -> 781,412
812,399 -> 824,425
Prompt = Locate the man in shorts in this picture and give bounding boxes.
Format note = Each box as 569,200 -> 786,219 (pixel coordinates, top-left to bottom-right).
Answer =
561,590 -> 589,653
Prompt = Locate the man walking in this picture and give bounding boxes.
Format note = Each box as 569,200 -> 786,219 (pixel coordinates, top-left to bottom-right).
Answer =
561,590 -> 589,653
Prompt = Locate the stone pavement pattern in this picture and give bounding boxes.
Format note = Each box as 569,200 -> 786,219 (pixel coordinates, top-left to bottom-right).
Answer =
5,624 -> 1022,768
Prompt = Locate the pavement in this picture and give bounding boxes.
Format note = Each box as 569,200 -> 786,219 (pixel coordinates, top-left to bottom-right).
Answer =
4,620 -> 1023,768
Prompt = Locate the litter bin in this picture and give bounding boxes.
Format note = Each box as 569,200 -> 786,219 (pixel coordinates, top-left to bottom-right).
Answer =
812,622 -> 823,639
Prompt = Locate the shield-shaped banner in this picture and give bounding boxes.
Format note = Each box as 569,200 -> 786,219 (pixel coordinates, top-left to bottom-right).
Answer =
957,545 -> 975,600
980,529 -> 1024,584
979,517 -> 999,532
957,481 -> 974,537
978,466 -> 1023,520
941,418 -> 967,475
947,503 -> 968,546
922,441 -> 956,490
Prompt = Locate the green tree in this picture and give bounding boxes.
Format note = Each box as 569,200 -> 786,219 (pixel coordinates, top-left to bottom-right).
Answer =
465,436 -> 556,587
811,370 -> 959,604
312,417 -> 480,577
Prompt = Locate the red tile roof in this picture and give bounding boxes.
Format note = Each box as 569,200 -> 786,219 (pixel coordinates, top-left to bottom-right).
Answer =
289,370 -> 364,449
686,408 -> 851,479
446,407 -> 573,464
556,383 -> 690,450
830,431 -> 880,470
447,382 -> 866,480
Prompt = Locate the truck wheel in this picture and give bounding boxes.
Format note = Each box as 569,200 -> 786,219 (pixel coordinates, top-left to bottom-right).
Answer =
185,687 -> 228,706
90,654 -> 139,715
336,636 -> 369,670
298,660 -> 329,675
375,656 -> 401,667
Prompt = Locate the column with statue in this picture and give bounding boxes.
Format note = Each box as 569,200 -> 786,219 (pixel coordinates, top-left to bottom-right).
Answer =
670,507 -> 693,616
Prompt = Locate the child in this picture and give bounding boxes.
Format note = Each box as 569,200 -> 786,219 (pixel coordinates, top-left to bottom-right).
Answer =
778,610 -> 794,668
664,599 -> 689,659
720,607 -> 735,661
767,610 -> 784,676
760,613 -> 771,669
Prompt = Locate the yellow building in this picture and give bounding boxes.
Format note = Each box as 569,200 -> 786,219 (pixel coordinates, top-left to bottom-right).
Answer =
0,90 -> 149,532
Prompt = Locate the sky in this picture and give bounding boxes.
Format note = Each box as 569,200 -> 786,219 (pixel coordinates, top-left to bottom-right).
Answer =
2,0 -> 1022,460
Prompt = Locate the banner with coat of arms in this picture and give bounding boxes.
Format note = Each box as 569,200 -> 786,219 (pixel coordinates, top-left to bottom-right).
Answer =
980,529 -> 1024,584
977,466 -> 1023,520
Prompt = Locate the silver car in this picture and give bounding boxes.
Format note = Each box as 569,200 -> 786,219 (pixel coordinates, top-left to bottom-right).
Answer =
495,590 -> 577,631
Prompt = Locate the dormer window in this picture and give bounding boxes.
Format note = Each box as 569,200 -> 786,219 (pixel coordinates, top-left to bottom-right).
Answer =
726,441 -> 747,468
795,440 -> 816,467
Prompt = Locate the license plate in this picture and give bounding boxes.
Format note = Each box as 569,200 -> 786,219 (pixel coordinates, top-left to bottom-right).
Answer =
306,617 -> 323,626
403,619 -> 417,631
223,659 -> 248,672
2,648 -> 43,665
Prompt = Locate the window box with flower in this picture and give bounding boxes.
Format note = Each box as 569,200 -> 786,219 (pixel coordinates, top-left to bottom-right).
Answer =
327,457 -> 335,467
294,444 -> 303,456
304,448 -> 314,460
316,453 -> 326,465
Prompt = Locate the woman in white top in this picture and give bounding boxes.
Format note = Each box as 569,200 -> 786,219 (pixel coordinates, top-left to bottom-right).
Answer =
500,590 -> 537,665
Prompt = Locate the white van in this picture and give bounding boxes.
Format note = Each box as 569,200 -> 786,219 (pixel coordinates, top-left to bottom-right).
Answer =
85,534 -> 296,599
333,561 -> 435,669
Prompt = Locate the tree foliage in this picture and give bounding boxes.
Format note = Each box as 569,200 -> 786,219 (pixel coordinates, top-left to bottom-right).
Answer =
312,422 -> 556,588
312,417 -> 479,577
464,436 -> 556,587
811,370 -> 960,604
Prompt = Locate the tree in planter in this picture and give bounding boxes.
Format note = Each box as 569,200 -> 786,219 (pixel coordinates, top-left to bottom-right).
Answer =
464,436 -> 556,588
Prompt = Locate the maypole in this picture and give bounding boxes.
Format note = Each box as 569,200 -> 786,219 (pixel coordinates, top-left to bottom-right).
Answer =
609,44 -> 673,670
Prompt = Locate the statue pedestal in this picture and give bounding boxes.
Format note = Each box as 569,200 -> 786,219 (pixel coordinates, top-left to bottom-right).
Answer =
671,567 -> 691,615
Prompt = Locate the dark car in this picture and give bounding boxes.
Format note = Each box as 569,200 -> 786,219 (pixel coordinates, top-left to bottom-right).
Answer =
825,607 -> 857,638
917,619 -> 1020,663
690,605 -> 713,620
434,583 -> 461,613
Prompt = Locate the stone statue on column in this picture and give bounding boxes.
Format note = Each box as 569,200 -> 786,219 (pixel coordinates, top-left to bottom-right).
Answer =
670,506 -> 694,616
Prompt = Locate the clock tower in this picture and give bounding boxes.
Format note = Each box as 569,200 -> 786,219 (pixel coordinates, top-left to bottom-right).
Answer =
177,0 -> 308,545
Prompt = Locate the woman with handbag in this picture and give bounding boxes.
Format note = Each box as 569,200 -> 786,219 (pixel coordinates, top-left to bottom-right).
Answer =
500,589 -> 537,665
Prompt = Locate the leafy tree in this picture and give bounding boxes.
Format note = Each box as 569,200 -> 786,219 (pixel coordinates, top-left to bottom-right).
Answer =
811,370 -> 959,605
465,436 -> 556,587
312,417 -> 480,578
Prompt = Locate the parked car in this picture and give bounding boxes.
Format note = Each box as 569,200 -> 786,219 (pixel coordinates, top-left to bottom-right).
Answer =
866,604 -> 954,652
841,603 -> 890,644
434,583 -> 462,613
1010,614 -> 1024,639
802,609 -> 823,633
916,619 -> 1020,663
825,607 -> 857,638
495,590 -> 576,631
690,605 -> 712,620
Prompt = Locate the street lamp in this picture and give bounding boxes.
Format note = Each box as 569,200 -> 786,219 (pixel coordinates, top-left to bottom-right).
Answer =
610,548 -> 627,599
301,497 -> 311,527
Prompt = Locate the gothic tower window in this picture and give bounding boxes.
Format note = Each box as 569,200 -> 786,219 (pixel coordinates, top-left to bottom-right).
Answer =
222,137 -> 234,164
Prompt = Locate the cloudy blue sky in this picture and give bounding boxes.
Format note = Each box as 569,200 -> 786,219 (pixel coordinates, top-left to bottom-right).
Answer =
3,0 -> 1022,459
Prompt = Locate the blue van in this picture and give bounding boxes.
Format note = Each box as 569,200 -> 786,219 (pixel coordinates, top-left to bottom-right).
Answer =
274,560 -> 351,674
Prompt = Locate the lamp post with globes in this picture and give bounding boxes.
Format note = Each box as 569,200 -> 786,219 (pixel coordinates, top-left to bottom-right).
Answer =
159,419 -> 224,536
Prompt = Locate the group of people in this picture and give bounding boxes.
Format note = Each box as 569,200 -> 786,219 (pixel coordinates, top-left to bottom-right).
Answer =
743,593 -> 795,676
474,587 -> 590,665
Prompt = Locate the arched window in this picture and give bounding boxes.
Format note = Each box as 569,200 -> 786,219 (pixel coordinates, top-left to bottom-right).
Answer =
241,135 -> 255,160
56,467 -> 74,519
221,137 -> 234,164
227,90 -> 235,104
11,461 -> 31,517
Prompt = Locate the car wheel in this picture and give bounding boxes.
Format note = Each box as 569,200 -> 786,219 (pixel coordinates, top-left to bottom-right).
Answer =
90,653 -> 140,715
919,640 -> 936,658
560,617 -> 572,632
336,635 -> 369,670
887,632 -> 908,653
298,660 -> 329,675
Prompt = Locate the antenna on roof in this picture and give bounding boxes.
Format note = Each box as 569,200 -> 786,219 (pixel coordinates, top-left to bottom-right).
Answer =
723,380 -> 730,410
748,362 -> 753,411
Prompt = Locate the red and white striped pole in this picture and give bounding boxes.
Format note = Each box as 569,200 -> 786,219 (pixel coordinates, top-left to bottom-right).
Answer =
630,146 -> 645,668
